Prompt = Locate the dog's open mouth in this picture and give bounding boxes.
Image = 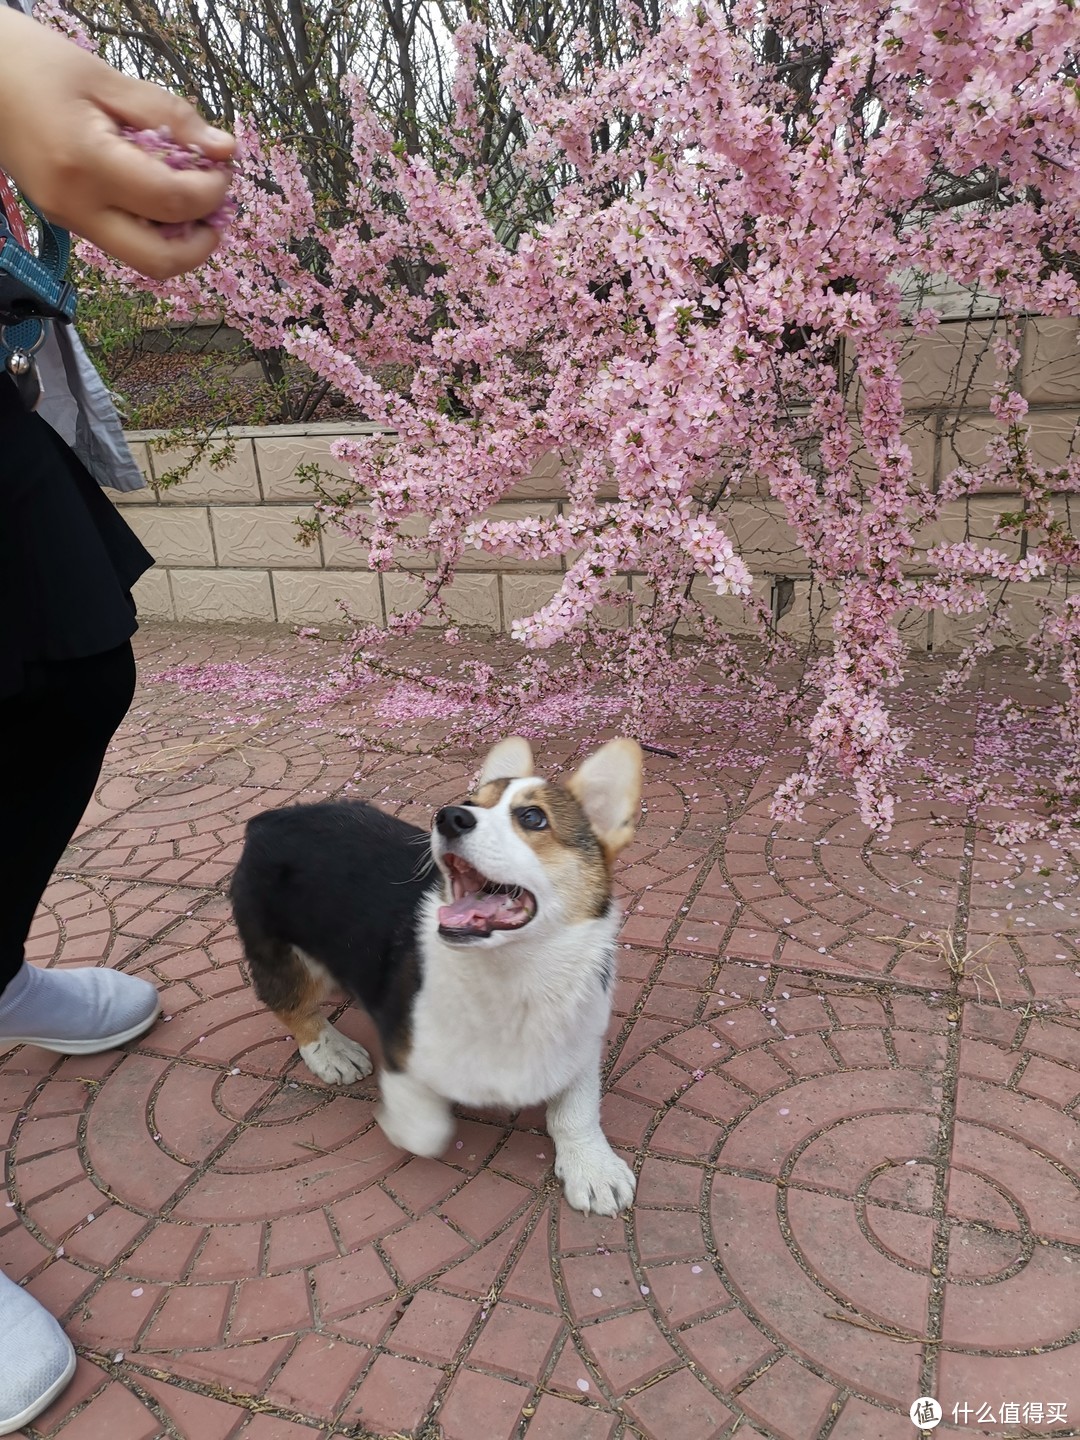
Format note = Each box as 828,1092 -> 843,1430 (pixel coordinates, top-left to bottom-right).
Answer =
438,854 -> 537,939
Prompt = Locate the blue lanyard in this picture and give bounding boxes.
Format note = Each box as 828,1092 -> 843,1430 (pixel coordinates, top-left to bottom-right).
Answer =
0,190 -> 75,407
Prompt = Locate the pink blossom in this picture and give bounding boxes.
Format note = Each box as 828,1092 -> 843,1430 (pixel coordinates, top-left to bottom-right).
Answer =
95,0 -> 1080,834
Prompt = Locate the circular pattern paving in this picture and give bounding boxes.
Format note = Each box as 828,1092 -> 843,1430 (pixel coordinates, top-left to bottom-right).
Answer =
713,779 -> 1080,1009
8,624 -> 1080,1439
6,975 -> 1080,1440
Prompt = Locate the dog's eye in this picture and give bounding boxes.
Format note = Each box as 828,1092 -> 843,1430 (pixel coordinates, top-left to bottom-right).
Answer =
515,806 -> 549,831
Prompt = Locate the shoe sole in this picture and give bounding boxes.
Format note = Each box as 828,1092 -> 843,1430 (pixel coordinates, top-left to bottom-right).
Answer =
0,1336 -> 77,1435
0,1002 -> 162,1056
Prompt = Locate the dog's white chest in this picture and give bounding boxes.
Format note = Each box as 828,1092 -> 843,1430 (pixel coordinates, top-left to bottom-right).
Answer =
407,944 -> 611,1109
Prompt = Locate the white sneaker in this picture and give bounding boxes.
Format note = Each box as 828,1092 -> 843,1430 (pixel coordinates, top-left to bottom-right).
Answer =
0,1270 -> 76,1435
0,964 -> 159,1055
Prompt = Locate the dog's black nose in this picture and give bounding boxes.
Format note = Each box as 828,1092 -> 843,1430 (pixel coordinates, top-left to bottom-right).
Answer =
436,805 -> 477,838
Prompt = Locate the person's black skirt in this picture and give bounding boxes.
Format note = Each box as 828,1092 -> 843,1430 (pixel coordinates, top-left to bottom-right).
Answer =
0,375 -> 153,699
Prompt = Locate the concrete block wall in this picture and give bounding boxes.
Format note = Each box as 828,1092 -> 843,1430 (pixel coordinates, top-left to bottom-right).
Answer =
116,421 -> 576,632
116,318 -> 1080,649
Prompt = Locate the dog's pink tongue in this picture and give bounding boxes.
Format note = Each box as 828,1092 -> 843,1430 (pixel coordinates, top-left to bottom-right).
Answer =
439,892 -> 528,935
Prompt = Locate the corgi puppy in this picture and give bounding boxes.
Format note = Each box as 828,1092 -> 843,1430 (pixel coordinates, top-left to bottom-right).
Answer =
230,737 -> 643,1216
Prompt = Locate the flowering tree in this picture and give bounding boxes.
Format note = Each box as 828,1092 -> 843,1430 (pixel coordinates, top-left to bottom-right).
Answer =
72,0 -> 656,417
97,0 -> 1080,835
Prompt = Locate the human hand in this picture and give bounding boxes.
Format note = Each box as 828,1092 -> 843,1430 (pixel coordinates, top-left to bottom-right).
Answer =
0,7 -> 235,279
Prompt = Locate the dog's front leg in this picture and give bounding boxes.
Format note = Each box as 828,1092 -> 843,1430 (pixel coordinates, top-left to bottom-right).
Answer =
377,1070 -> 455,1158
547,1058 -> 635,1217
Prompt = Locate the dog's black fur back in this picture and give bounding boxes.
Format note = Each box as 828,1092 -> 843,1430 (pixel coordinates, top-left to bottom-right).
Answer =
231,800 -> 438,1040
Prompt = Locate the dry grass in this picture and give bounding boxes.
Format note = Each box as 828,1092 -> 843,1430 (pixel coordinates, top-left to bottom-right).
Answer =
126,706 -> 297,775
883,928 -> 1008,1004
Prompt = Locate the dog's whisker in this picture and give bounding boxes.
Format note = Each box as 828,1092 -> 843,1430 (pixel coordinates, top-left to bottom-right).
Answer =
406,853 -> 436,883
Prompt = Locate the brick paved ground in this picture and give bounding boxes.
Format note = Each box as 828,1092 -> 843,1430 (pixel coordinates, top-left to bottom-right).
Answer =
3,622 -> 1079,1440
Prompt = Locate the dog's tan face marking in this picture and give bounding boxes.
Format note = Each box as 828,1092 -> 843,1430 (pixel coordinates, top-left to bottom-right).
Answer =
471,778 -> 513,809
470,778 -> 600,860
508,781 -> 610,922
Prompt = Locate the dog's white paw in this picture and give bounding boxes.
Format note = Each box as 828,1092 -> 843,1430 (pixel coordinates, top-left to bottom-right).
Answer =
376,1099 -> 454,1158
556,1142 -> 636,1216
376,1071 -> 455,1157
300,1026 -> 373,1085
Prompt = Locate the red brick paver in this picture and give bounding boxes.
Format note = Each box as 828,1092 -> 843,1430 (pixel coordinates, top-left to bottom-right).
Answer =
1,622 -> 1078,1439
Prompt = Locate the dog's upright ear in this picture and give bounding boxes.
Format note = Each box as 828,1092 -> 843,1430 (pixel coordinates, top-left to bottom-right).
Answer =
565,738 -> 643,859
478,736 -> 535,785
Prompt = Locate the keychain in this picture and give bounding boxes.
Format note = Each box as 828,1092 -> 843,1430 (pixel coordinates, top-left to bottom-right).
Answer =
3,324 -> 45,411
